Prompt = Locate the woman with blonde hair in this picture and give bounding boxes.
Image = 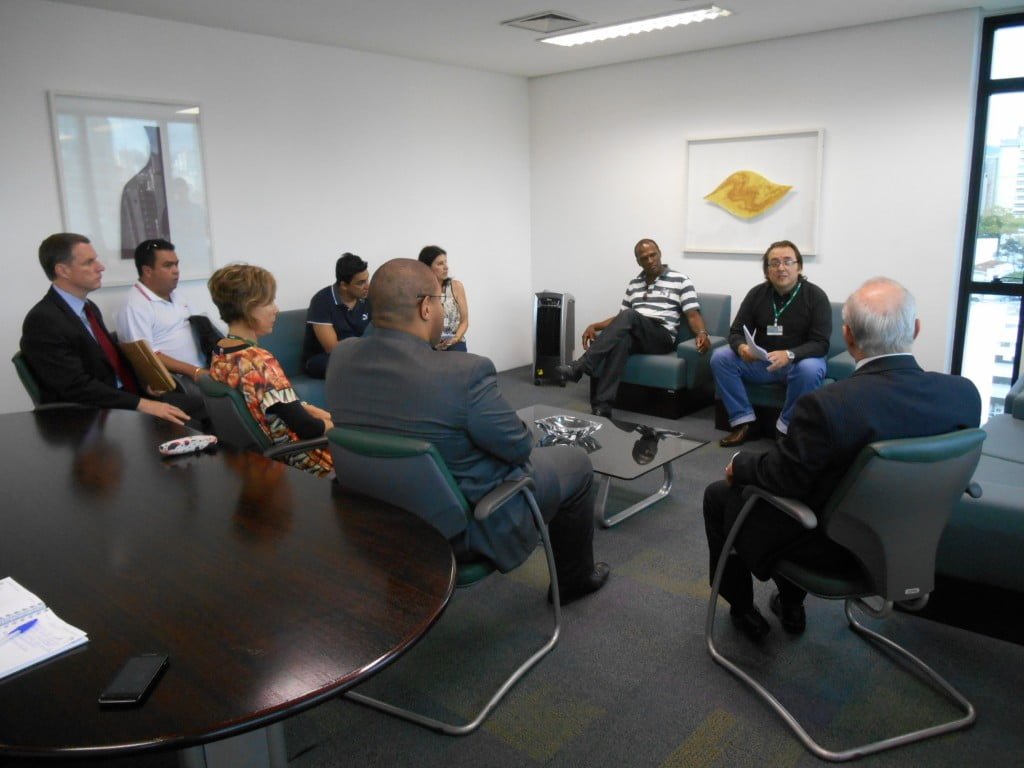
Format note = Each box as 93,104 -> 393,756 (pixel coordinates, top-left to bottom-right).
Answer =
207,263 -> 333,476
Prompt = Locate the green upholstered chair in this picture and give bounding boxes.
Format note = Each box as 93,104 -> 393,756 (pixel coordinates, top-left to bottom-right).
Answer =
327,425 -> 561,736
196,374 -> 327,462
259,308 -> 326,407
705,428 -> 986,761
12,351 -> 42,407
613,292 -> 733,418
11,350 -> 80,411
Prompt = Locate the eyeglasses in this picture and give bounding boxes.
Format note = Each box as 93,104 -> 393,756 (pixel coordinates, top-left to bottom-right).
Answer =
767,258 -> 798,269
416,293 -> 443,303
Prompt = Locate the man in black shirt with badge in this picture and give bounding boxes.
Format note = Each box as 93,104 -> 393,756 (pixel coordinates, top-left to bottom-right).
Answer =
710,240 -> 831,446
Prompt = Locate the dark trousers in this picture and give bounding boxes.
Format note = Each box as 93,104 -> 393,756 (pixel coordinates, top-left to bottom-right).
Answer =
703,479 -> 808,609
148,379 -> 208,431
531,444 -> 596,586
305,352 -> 329,379
582,309 -> 675,408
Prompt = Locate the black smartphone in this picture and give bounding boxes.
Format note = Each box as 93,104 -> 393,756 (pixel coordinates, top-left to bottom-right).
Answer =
98,653 -> 169,706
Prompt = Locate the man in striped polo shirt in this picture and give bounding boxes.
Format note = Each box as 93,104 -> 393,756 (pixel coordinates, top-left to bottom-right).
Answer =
556,238 -> 710,417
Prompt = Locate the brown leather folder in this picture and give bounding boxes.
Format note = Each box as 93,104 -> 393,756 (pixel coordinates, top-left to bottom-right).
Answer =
118,339 -> 177,393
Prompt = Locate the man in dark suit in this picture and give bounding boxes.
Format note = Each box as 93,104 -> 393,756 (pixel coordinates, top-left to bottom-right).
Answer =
326,259 -> 609,605
703,277 -> 981,642
20,232 -> 194,424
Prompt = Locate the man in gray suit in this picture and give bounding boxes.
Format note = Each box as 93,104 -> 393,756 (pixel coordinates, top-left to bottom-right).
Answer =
326,259 -> 609,604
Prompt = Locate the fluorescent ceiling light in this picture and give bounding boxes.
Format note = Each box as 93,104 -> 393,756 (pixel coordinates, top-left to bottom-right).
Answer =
176,106 -> 200,115
539,5 -> 731,47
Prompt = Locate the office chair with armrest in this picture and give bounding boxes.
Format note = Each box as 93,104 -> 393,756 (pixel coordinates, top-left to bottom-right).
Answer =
196,374 -> 327,462
327,425 -> 560,736
11,351 -> 83,411
12,351 -> 42,407
705,428 -> 986,762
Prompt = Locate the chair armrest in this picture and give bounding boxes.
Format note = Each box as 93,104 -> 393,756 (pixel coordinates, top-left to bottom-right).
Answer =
741,486 -> 818,530
826,350 -> 856,382
473,476 -> 537,521
677,335 -> 726,389
264,436 -> 329,460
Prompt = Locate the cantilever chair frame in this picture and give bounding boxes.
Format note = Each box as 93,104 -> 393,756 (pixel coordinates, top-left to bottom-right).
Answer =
705,429 -> 985,762
196,374 -> 327,462
328,426 -> 561,736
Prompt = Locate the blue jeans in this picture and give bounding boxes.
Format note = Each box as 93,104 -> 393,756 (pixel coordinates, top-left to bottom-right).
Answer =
710,346 -> 826,433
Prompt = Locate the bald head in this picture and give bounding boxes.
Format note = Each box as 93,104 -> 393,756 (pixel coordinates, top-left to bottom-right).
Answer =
369,258 -> 443,343
634,238 -> 659,256
842,277 -> 918,359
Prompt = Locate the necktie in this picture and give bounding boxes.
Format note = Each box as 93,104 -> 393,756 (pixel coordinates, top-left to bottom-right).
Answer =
84,304 -> 138,394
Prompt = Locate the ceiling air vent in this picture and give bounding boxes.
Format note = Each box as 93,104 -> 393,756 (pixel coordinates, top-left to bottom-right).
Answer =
502,11 -> 589,34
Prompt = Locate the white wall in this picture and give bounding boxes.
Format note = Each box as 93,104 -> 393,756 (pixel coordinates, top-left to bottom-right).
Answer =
0,0 -> 532,412
529,11 -> 981,371
0,3 -> 987,414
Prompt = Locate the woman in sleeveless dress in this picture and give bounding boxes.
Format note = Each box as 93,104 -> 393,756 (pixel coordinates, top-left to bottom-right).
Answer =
418,245 -> 469,352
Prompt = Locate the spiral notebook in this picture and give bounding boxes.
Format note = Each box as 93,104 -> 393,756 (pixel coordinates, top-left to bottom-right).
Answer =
0,577 -> 88,680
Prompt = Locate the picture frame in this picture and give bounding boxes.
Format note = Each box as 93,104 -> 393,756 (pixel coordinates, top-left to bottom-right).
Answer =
48,92 -> 214,286
684,129 -> 823,256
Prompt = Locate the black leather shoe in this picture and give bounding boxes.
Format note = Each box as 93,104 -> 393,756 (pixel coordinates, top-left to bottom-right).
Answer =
554,361 -> 584,383
551,562 -> 610,605
730,604 -> 770,643
591,404 -> 612,418
719,422 -> 759,447
769,591 -> 806,634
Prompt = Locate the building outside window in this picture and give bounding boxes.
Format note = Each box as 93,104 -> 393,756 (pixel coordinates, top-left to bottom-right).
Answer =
954,14 -> 1024,422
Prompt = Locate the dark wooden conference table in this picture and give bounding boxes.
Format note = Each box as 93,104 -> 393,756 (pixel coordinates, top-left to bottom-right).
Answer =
0,407 -> 455,765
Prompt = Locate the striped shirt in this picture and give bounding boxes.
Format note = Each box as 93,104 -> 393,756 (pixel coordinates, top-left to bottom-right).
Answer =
621,267 -> 699,338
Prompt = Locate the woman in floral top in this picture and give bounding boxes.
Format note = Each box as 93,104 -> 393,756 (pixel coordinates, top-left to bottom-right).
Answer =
207,264 -> 333,477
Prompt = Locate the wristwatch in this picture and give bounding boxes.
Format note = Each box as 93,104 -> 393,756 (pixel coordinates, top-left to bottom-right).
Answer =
786,350 -> 795,362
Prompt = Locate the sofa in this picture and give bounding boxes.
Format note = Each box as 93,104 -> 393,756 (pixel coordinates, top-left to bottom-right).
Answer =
606,293 -> 732,419
937,376 -> 1024,593
261,309 -> 326,408
713,301 -> 854,431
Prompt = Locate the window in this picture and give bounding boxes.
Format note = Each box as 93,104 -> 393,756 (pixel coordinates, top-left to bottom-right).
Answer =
953,13 -> 1024,421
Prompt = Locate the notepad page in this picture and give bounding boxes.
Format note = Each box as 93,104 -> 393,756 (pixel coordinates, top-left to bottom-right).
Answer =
0,608 -> 89,680
0,577 -> 46,629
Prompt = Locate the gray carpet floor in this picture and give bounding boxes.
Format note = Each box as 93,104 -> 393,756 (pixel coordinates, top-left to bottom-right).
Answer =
27,366 -> 1024,767
283,367 -> 1024,767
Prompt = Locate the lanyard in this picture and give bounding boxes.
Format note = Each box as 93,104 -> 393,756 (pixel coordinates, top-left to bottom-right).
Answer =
772,281 -> 802,325
226,334 -> 257,347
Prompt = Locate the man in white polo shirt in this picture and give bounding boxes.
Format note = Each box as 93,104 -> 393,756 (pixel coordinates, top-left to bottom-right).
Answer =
117,238 -> 209,396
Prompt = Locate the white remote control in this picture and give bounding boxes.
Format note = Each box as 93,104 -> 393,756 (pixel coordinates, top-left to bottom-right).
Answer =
158,435 -> 219,457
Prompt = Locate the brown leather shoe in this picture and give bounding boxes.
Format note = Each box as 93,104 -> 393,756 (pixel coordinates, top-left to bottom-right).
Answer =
719,422 -> 758,447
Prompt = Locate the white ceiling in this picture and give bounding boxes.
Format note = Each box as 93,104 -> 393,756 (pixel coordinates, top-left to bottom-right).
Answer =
50,0 -> 1024,78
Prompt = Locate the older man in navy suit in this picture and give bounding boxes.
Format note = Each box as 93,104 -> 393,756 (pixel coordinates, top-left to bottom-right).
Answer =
703,277 -> 981,642
327,258 -> 610,605
20,232 -> 196,424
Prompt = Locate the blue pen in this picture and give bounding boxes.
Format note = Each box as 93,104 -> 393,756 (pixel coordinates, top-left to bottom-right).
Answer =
0,618 -> 39,647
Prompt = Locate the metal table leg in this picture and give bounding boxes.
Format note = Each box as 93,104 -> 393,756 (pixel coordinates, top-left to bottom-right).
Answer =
596,463 -> 675,528
179,722 -> 287,768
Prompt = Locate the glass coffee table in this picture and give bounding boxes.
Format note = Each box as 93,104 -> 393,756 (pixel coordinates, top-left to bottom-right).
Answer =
518,405 -> 706,528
